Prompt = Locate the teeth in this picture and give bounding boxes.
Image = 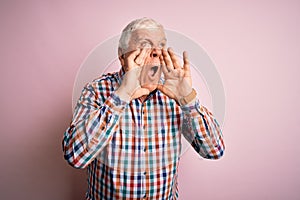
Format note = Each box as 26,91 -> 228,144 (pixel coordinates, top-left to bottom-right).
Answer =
150,66 -> 158,76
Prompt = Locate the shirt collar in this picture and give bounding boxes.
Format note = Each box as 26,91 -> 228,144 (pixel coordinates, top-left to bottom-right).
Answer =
116,67 -> 126,85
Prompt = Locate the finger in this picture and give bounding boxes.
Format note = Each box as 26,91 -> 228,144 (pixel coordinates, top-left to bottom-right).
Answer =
127,48 -> 141,61
162,49 -> 174,72
126,49 -> 141,71
168,47 -> 181,69
133,48 -> 146,65
183,51 -> 191,76
159,55 -> 169,75
134,48 -> 147,65
140,48 -> 151,66
161,64 -> 170,76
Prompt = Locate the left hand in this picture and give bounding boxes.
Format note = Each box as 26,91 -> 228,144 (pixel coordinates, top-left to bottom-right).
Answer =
157,47 -> 193,103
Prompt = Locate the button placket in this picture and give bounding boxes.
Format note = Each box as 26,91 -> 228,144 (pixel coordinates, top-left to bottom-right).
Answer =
139,103 -> 147,197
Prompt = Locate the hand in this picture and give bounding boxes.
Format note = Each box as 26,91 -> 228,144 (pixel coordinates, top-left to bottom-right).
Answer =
158,47 -> 193,104
115,48 -> 151,101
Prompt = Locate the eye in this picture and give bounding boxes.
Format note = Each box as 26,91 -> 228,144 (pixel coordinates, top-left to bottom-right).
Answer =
159,43 -> 166,49
140,41 -> 152,48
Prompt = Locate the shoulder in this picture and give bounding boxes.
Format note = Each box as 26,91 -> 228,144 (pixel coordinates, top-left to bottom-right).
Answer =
84,71 -> 120,91
92,71 -> 119,85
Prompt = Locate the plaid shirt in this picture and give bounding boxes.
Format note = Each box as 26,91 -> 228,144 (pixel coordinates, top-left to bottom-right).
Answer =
63,68 -> 225,200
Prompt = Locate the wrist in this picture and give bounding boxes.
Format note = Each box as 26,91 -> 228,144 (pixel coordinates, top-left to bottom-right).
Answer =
115,86 -> 131,102
179,88 -> 197,106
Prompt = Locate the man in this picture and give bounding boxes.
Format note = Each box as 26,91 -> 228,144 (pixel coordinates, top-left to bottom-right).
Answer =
63,17 -> 225,200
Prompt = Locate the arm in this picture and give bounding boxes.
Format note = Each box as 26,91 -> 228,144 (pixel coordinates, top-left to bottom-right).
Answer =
63,48 -> 151,169
62,81 -> 127,169
181,99 -> 225,159
158,48 -> 225,159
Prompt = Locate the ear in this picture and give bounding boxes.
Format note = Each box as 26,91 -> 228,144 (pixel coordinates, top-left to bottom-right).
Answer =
118,47 -> 125,67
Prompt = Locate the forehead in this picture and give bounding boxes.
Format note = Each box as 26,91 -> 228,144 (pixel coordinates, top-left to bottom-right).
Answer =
130,28 -> 166,42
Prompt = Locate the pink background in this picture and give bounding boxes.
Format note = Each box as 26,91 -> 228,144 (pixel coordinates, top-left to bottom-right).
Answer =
1,0 -> 299,199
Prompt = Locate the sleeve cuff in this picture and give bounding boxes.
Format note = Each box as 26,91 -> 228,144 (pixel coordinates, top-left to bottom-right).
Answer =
181,98 -> 201,115
105,92 -> 128,113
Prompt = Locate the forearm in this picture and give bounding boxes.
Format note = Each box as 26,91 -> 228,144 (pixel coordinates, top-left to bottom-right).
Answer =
181,99 -> 225,159
63,93 -> 127,168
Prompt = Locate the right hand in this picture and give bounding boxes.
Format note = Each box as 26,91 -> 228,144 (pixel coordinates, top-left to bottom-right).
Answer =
115,48 -> 151,101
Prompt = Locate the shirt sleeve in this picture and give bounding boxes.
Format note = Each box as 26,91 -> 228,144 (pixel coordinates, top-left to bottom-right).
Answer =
62,81 -> 127,169
180,98 -> 225,159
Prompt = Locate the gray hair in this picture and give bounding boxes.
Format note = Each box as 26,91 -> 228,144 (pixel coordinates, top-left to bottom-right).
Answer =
118,17 -> 164,54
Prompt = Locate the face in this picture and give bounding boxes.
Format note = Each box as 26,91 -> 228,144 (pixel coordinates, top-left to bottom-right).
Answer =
123,28 -> 167,91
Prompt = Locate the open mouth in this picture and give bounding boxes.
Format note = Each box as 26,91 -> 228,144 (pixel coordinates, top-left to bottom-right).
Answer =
150,66 -> 159,77
140,65 -> 161,87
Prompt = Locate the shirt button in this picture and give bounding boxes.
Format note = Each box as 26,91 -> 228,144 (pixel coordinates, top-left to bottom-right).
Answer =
143,147 -> 146,152
144,171 -> 147,175
143,194 -> 147,198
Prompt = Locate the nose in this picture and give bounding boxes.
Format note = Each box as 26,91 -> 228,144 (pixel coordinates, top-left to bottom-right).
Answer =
150,47 -> 162,58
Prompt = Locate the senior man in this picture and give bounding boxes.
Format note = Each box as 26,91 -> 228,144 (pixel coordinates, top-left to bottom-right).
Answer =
63,17 -> 225,200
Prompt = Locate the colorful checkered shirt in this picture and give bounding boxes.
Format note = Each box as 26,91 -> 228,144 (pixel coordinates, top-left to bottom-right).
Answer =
63,68 -> 225,200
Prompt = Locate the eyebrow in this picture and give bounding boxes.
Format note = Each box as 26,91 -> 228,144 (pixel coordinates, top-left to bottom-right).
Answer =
136,37 -> 167,43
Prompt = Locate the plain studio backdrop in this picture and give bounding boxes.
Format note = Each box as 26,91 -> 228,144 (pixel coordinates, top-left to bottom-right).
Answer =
0,1 -> 299,200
